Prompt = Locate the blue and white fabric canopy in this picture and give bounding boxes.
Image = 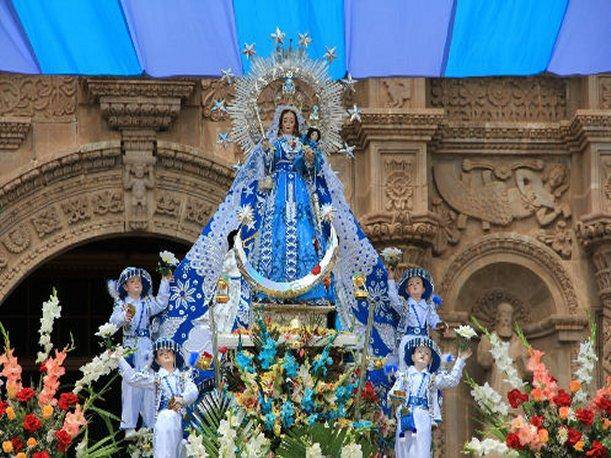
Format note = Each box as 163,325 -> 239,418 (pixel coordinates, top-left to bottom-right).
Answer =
1,0 -> 609,79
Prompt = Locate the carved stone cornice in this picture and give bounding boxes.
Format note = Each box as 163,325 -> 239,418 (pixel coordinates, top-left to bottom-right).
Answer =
361,211 -> 439,245
0,117 -> 31,150
85,79 -> 196,132
575,214 -> 611,251
343,108 -> 445,148
566,110 -> 611,153
432,121 -> 569,154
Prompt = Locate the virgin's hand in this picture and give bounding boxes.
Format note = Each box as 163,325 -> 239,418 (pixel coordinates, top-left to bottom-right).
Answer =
171,396 -> 184,411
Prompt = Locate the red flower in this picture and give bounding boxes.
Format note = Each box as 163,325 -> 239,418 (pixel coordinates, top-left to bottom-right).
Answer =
311,264 -> 321,275
576,407 -> 595,426
586,441 -> 608,457
58,392 -> 79,411
507,389 -> 529,408
530,415 -> 544,428
553,389 -> 572,407
594,395 -> 611,416
11,436 -> 24,452
218,346 -> 228,355
361,381 -> 378,402
0,400 -> 8,415
23,413 -> 42,433
16,387 -> 35,402
33,452 -> 51,458
39,361 -> 47,373
567,428 -> 582,445
54,429 -> 72,452
506,432 -> 522,450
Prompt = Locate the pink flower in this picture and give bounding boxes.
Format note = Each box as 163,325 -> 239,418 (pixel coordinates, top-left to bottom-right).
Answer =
0,348 -> 23,397
62,404 -> 87,437
38,350 -> 66,407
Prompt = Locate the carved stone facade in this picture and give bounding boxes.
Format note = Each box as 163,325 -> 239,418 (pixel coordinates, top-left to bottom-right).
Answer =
0,73 -> 609,456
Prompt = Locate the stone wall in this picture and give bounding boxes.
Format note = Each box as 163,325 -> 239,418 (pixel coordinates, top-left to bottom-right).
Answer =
1,73 -> 610,456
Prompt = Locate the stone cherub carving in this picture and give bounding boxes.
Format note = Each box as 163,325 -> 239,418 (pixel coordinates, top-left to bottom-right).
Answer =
434,159 -> 570,230
123,162 -> 154,221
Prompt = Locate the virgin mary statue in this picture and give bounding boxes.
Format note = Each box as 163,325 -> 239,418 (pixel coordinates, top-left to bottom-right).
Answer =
159,45 -> 399,358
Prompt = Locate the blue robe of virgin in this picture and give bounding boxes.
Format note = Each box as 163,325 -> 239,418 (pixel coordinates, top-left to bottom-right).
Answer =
158,105 -> 400,358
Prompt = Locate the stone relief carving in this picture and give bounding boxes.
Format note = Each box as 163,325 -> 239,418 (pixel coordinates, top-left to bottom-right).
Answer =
2,226 -> 31,254
380,79 -> 411,108
384,159 -> 414,213
30,207 -> 62,239
600,76 -> 611,110
471,288 -> 530,328
431,195 -> 461,255
433,159 -> 570,230
429,77 -> 566,121
536,220 -> 573,259
61,196 -> 91,224
0,76 -> 77,119
123,157 -> 155,230
0,117 -> 31,150
185,198 -> 213,226
201,79 -> 233,121
91,190 -> 123,215
155,194 -> 182,218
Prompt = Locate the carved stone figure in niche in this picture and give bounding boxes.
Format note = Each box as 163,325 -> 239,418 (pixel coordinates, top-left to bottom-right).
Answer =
476,302 -> 527,400
433,159 -> 570,230
124,162 -> 154,223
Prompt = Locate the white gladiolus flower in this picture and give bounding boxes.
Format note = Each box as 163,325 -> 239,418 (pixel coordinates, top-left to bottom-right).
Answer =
380,247 -> 402,265
73,347 -> 125,393
218,419 -> 237,458
470,382 -> 509,416
305,443 -> 324,458
159,250 -> 179,266
465,437 -> 517,457
95,322 -> 119,339
75,438 -> 88,457
455,325 -> 477,340
488,333 -> 525,389
341,443 -> 363,458
573,338 -> 598,403
185,433 -> 208,457
243,431 -> 270,458
36,290 -> 62,363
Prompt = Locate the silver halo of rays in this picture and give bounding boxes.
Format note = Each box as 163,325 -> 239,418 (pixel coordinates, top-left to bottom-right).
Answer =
228,43 -> 347,156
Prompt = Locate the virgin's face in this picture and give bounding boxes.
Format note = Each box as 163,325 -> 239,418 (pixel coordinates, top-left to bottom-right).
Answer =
281,112 -> 297,135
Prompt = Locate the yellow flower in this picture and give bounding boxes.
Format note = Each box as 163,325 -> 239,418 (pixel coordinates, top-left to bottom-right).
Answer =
537,428 -> 549,444
6,406 -> 15,420
273,421 -> 281,437
569,379 -> 581,392
42,404 -> 53,419
16,452 -> 26,458
27,437 -> 37,448
574,440 -> 585,451
2,441 -> 13,453
558,406 -> 570,419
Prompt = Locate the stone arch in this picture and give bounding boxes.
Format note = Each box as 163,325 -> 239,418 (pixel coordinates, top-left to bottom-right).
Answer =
0,140 -> 234,301
439,233 -> 580,320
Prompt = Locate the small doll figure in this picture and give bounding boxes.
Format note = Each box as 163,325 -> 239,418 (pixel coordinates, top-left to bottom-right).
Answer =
394,267 -> 446,343
389,336 -> 471,458
118,338 -> 199,458
303,126 -> 321,147
108,267 -> 172,438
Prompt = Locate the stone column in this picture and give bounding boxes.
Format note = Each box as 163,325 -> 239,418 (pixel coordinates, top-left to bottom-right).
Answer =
85,79 -> 195,230
571,103 -> 611,379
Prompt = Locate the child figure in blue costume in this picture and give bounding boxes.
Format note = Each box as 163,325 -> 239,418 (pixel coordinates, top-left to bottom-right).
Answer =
119,338 -> 199,458
389,336 -> 470,458
108,267 -> 172,438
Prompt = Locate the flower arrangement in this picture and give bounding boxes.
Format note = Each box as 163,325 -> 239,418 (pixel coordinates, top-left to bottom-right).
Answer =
465,321 -> 610,457
158,250 -> 179,277
379,247 -> 402,268
188,319 -> 392,456
0,291 -> 122,457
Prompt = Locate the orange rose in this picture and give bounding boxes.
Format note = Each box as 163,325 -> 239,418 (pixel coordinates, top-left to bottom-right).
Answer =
538,428 -> 549,444
574,440 -> 585,452
531,388 -> 545,402
6,406 -> 15,420
2,441 -> 13,453
41,404 -> 53,419
603,418 -> 611,430
16,453 -> 26,458
569,379 -> 581,392
559,406 -> 570,419
26,437 -> 37,448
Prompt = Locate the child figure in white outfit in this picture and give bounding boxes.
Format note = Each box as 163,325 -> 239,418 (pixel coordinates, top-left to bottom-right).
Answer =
119,338 -> 199,458
389,336 -> 471,458
108,267 -> 172,437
